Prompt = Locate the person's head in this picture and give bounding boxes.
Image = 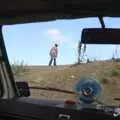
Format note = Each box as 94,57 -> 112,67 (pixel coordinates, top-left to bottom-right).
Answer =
55,44 -> 58,47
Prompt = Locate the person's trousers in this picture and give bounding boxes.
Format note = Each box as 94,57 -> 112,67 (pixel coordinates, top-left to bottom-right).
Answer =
49,57 -> 56,66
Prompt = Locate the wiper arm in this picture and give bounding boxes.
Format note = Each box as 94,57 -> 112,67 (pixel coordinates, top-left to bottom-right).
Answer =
30,86 -> 76,94
114,98 -> 120,101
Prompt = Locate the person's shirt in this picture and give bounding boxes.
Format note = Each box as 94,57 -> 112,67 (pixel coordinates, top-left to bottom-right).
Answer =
50,46 -> 58,57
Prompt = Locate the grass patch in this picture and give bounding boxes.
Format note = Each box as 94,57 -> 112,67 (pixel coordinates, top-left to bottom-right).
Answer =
11,60 -> 29,77
100,77 -> 109,84
110,69 -> 120,76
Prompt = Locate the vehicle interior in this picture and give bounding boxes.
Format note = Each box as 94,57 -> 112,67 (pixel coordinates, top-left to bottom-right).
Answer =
1,0 -> 120,120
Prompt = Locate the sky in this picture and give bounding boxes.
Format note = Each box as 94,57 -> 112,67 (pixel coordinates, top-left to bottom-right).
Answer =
2,17 -> 120,65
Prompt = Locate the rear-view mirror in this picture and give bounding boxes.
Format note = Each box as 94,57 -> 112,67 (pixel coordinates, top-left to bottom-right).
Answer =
81,28 -> 120,44
16,81 -> 30,97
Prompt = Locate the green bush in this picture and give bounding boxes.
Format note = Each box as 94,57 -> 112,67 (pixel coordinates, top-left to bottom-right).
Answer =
11,60 -> 29,77
100,77 -> 109,84
110,69 -> 120,76
86,58 -> 92,63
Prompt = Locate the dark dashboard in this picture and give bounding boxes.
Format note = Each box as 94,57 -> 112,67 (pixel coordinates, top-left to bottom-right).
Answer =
0,98 -> 119,120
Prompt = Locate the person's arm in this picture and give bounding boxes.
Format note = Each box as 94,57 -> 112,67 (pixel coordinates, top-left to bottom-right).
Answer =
56,48 -> 58,57
49,47 -> 53,55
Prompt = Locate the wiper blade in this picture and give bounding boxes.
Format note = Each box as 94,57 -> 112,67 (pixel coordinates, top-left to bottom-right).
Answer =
114,98 -> 120,101
30,86 -> 76,94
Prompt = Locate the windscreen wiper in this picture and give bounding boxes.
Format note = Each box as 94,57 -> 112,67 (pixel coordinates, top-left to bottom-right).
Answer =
30,86 -> 76,94
114,98 -> 120,101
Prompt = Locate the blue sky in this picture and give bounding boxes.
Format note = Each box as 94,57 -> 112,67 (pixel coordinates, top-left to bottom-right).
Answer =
2,17 -> 120,65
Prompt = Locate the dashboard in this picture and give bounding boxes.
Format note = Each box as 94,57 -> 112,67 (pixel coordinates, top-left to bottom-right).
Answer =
0,98 -> 120,120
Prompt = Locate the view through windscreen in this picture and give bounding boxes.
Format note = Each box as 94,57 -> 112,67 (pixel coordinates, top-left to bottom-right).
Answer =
3,17 -> 120,106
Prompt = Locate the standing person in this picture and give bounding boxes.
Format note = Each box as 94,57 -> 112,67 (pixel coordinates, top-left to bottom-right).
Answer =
49,44 -> 58,66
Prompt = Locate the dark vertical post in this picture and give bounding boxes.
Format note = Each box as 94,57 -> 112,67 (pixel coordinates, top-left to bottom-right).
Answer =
98,16 -> 105,28
0,25 -> 19,97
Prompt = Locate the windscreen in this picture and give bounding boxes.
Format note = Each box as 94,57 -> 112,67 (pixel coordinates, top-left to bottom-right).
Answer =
2,17 -> 120,106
